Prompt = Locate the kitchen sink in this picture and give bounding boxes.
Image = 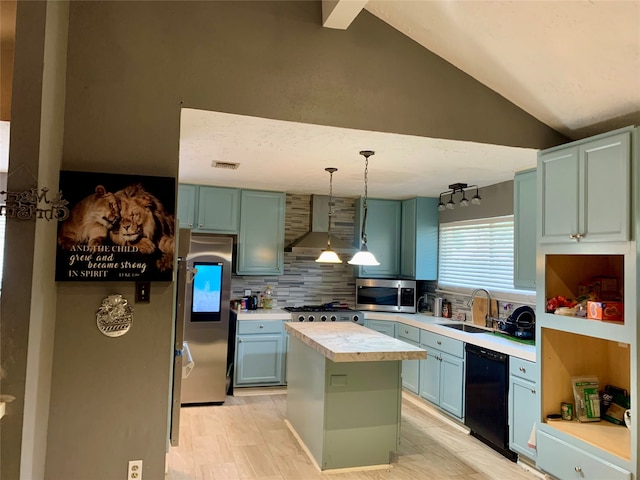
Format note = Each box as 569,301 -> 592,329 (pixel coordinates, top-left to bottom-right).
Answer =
439,323 -> 490,334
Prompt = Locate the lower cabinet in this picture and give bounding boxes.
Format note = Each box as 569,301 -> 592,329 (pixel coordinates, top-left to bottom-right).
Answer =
508,357 -> 538,460
397,324 -> 420,394
234,320 -> 285,386
419,332 -> 464,418
537,430 -> 631,480
364,319 -> 396,338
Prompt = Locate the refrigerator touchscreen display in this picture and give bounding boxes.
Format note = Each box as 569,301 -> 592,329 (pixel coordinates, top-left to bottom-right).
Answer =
191,262 -> 223,322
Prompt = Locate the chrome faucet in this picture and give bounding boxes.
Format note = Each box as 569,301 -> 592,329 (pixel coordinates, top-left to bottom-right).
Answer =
467,288 -> 493,327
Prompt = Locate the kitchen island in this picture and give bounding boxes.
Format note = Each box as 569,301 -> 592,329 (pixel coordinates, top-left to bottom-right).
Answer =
285,322 -> 426,472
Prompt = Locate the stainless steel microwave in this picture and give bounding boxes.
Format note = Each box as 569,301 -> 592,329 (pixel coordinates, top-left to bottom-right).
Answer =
355,278 -> 417,313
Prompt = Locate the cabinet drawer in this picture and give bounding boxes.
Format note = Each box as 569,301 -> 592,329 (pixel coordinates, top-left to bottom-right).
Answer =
537,430 -> 631,480
397,324 -> 420,343
510,357 -> 538,383
237,320 -> 283,335
420,331 -> 463,358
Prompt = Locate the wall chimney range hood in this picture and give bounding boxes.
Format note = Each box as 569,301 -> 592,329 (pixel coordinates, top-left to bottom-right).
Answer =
285,195 -> 356,255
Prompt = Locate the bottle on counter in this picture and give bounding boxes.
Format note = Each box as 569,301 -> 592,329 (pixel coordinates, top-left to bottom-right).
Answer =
442,300 -> 452,318
263,285 -> 273,309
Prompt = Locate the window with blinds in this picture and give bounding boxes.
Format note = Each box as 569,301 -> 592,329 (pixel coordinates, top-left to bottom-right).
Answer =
438,215 -> 523,294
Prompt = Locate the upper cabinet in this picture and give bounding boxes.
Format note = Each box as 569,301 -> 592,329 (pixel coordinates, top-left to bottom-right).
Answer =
354,198 -> 401,278
513,169 -> 537,289
401,197 -> 438,280
177,184 -> 240,233
539,130 -> 630,244
237,189 -> 285,275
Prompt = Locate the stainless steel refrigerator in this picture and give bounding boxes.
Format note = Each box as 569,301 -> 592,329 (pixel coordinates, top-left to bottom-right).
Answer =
170,232 -> 233,441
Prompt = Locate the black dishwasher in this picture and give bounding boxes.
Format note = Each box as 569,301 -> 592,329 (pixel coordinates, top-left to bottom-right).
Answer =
464,343 -> 517,462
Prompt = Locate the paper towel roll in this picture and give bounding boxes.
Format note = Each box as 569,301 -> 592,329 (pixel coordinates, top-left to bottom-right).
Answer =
182,342 -> 195,379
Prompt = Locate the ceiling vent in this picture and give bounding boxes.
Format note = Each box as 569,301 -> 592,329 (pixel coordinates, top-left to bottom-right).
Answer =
285,195 -> 356,255
212,161 -> 240,170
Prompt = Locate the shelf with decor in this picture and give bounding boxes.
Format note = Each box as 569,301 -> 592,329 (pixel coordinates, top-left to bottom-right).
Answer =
538,242 -> 633,344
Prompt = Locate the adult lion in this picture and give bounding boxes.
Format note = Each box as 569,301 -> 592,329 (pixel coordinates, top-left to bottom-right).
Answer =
57,185 -> 120,249
109,183 -> 175,272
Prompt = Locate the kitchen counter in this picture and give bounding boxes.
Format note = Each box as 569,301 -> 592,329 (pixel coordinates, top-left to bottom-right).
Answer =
285,322 -> 426,363
233,308 -> 291,320
365,312 -> 536,362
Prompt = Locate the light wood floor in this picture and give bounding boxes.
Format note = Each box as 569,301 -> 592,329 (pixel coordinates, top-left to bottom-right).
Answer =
166,393 -> 544,480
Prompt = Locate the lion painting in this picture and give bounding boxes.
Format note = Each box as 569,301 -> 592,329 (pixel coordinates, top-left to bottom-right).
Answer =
57,185 -> 120,249
109,183 -> 175,271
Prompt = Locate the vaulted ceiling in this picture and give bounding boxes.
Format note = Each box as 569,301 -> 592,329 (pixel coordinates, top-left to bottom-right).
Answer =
2,1 -> 639,198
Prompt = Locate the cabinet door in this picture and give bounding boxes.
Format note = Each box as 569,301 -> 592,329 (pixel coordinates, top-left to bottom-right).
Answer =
400,198 -> 417,278
537,430 -> 631,480
235,334 -> 284,385
581,131 -> 630,242
400,197 -> 439,280
355,198 -> 401,277
514,169 -> 537,289
177,184 -> 197,229
439,352 -> 464,418
509,375 -> 537,460
237,190 -> 285,275
364,320 -> 396,338
419,351 -> 441,405
539,147 -> 580,243
197,186 -> 240,233
401,338 -> 420,394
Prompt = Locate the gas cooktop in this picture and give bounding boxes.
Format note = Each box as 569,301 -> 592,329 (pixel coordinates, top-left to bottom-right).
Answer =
283,305 -> 364,324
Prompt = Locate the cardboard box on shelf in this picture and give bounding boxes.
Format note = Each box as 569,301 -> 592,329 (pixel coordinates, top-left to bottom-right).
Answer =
592,276 -> 618,293
587,301 -> 624,322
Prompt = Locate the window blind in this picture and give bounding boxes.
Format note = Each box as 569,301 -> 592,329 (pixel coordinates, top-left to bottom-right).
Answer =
438,215 -> 517,293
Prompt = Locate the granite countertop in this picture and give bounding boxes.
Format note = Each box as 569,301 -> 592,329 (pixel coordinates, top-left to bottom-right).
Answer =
285,322 -> 427,363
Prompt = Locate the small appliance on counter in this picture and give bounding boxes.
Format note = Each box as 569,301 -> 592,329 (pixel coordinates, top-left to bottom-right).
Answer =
497,305 -> 536,340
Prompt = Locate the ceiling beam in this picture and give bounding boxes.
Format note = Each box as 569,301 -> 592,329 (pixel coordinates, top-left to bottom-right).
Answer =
322,0 -> 367,30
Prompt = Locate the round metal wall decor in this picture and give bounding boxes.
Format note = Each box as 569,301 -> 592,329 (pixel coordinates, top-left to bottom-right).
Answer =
96,294 -> 134,337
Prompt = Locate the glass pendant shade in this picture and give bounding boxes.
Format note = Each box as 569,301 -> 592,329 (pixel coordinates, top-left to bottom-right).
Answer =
471,188 -> 482,205
437,195 -> 446,211
348,244 -> 380,266
316,249 -> 342,263
446,194 -> 455,210
459,192 -> 469,207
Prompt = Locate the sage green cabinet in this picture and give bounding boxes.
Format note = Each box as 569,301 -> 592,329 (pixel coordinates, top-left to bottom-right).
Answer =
539,130 -> 630,243
354,198 -> 401,278
514,169 -> 537,289
196,186 -> 240,233
419,331 -> 464,418
177,184 -> 239,233
397,324 -> 421,395
236,189 -> 285,275
364,319 -> 396,338
177,184 -> 197,229
234,320 -> 285,386
400,197 -> 438,280
508,357 -> 538,460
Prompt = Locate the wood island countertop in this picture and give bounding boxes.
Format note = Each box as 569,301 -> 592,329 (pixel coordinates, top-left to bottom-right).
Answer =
285,322 -> 427,363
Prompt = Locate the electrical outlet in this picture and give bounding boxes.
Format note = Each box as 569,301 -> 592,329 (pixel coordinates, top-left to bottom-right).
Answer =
244,289 -> 252,296
128,460 -> 143,480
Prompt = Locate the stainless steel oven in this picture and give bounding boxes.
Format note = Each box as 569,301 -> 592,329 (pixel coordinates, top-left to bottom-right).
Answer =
355,278 -> 417,313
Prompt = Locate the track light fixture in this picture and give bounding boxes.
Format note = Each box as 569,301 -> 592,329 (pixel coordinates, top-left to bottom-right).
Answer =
437,183 -> 481,212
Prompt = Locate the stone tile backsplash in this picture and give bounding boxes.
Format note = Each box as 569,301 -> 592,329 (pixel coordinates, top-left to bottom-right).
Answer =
231,194 -> 358,307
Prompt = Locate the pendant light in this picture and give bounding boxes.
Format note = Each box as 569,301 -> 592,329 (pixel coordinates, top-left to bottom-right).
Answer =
348,150 -> 380,266
316,167 -> 342,263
